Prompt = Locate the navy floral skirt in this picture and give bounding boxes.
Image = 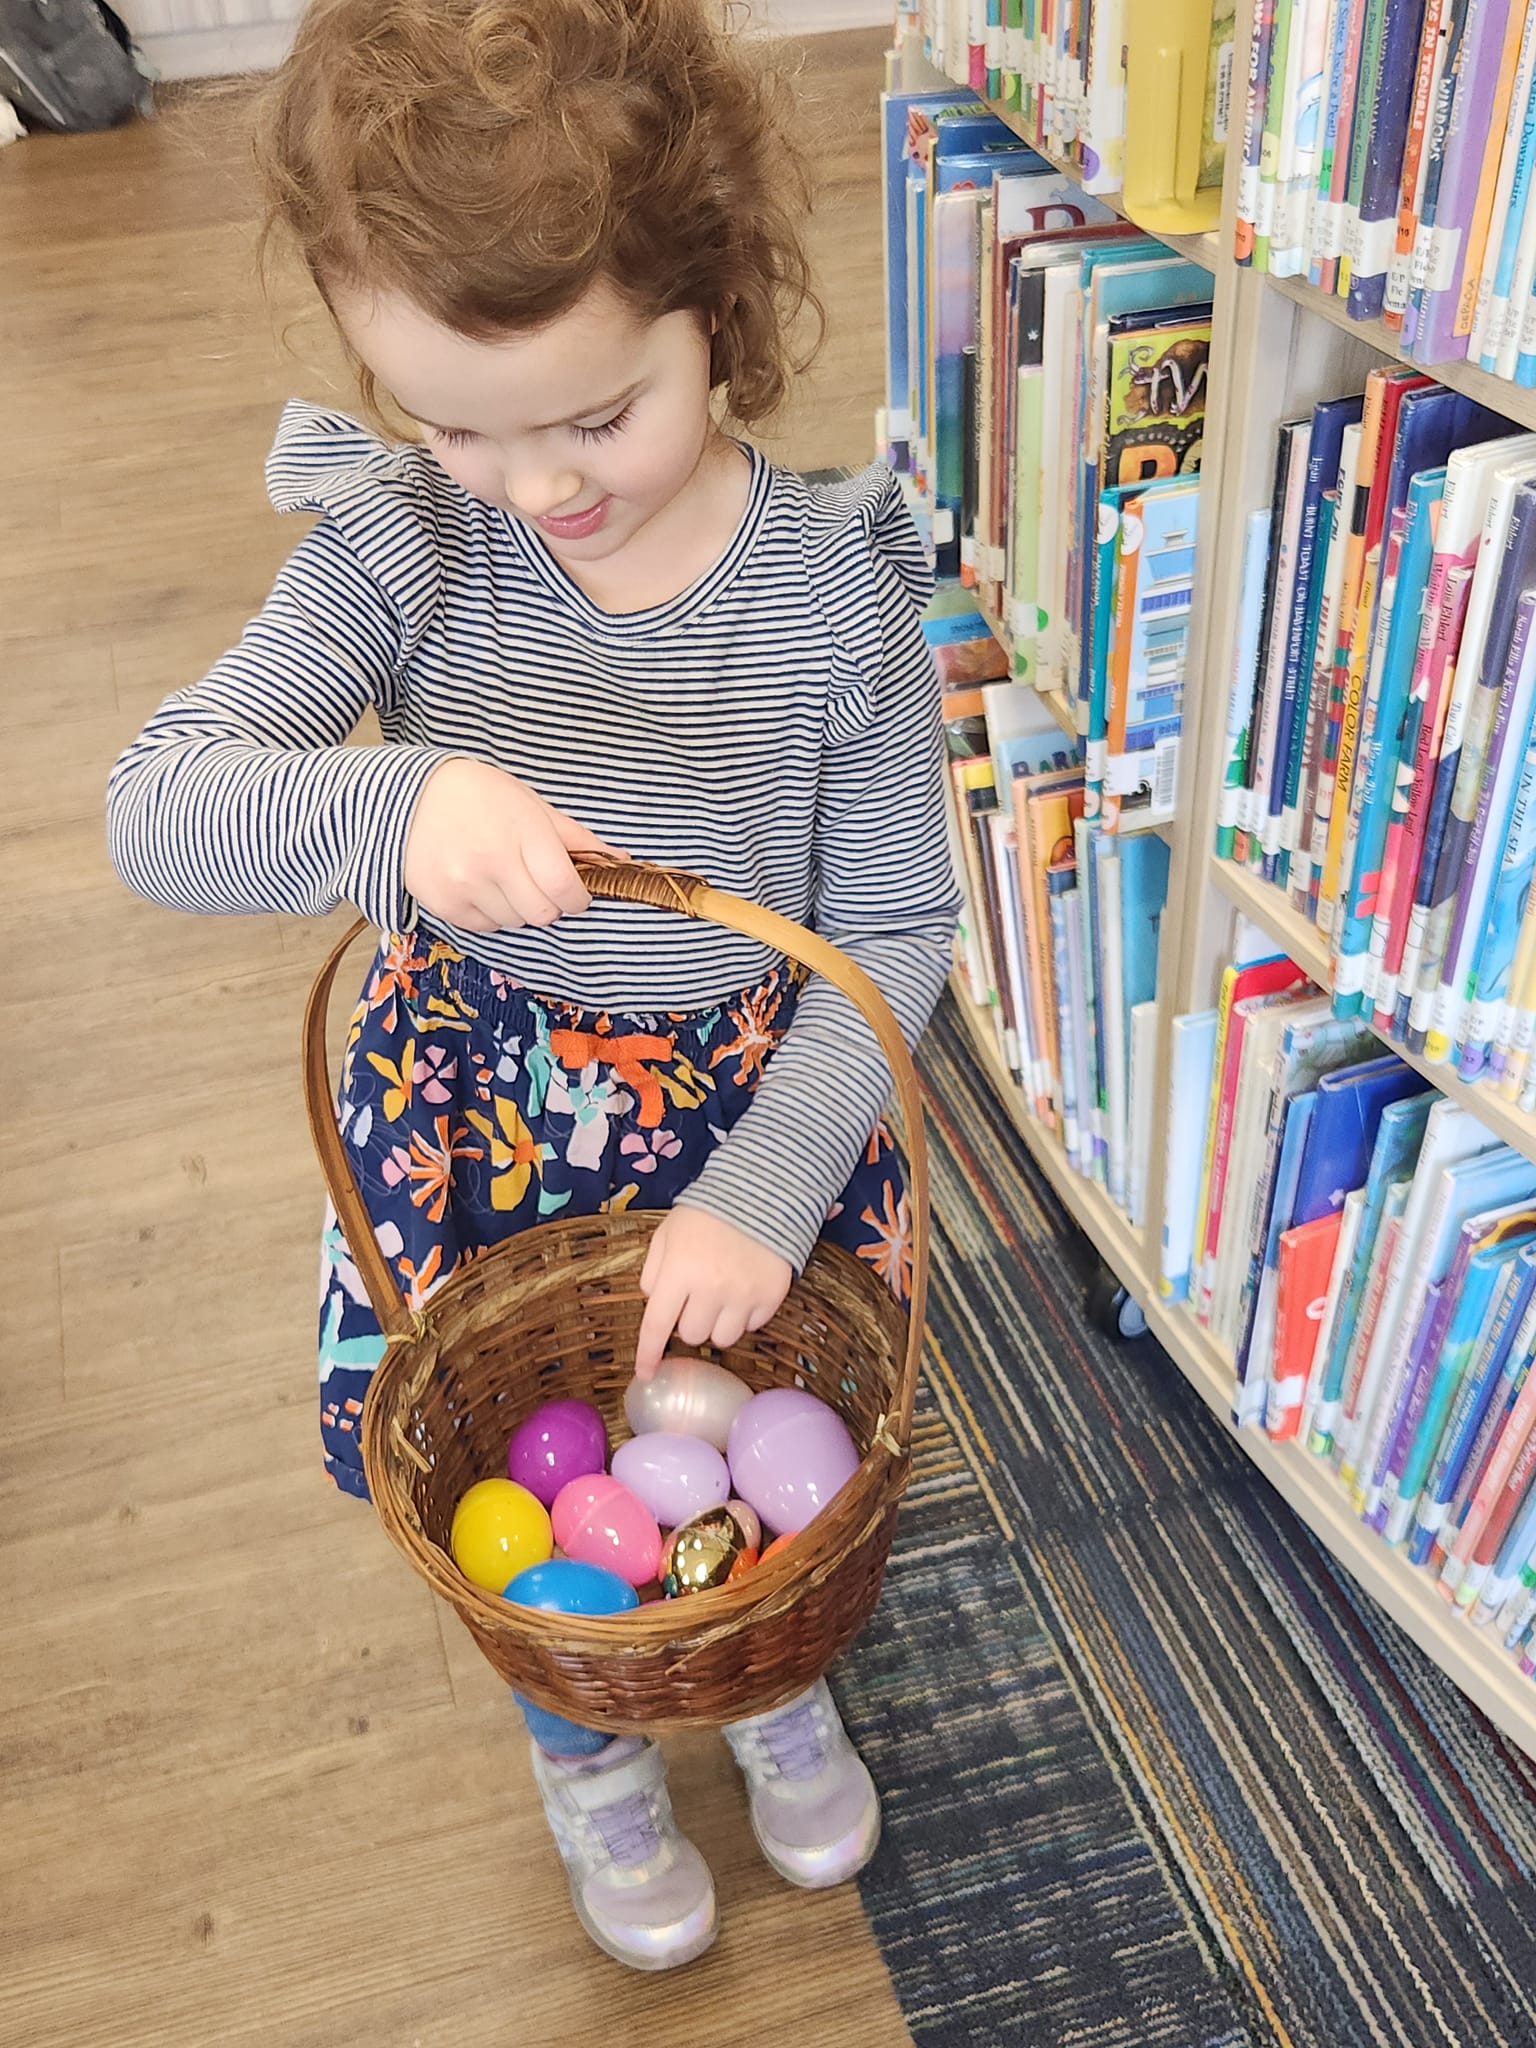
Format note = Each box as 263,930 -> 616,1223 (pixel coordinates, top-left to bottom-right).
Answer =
318,931 -> 912,1499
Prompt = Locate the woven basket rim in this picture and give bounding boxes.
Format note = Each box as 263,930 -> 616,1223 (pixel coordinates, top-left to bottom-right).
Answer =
360,1228 -> 913,1655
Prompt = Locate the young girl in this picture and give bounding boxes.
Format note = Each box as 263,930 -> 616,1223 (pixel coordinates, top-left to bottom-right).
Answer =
108,0 -> 957,1972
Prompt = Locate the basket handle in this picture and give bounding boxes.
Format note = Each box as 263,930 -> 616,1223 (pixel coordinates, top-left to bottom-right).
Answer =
302,858 -> 929,1434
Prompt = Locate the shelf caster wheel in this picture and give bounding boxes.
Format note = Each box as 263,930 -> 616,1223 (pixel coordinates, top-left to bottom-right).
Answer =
1086,1264 -> 1148,1341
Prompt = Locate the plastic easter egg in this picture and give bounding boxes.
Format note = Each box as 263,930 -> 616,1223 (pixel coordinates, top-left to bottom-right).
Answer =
506,1397 -> 608,1507
550,1474 -> 661,1588
610,1431 -> 730,1529
502,1556 -> 640,1615
760,1532 -> 796,1563
623,1356 -> 754,1452
725,1498 -> 762,1551
450,1477 -> 553,1592
660,1507 -> 758,1597
726,1388 -> 860,1535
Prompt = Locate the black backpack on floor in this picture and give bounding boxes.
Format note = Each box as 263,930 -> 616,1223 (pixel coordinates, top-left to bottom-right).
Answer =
0,0 -> 146,132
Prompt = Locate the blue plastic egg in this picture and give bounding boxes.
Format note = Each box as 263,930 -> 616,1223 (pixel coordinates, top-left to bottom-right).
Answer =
502,1557 -> 640,1615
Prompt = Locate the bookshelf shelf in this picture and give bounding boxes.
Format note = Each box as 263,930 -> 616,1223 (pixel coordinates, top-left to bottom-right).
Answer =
1210,859 -> 1536,1171
953,982 -> 1536,1763
1263,274 -> 1536,439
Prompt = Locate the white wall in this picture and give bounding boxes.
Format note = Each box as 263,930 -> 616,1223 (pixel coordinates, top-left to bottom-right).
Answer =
120,0 -> 892,84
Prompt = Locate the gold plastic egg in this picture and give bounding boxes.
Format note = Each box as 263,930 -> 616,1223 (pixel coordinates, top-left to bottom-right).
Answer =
659,1506 -> 759,1597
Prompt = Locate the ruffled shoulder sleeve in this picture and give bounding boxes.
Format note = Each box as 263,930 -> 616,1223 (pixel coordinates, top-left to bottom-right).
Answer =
265,400 -> 442,658
801,463 -> 935,744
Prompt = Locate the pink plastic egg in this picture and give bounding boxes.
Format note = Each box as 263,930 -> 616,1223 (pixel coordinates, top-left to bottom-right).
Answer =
550,1473 -> 661,1588
726,1387 -> 860,1534
726,1498 -> 762,1551
506,1397 -> 608,1507
610,1431 -> 730,1529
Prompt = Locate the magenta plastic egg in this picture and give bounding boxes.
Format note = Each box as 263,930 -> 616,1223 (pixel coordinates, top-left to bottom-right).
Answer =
726,1497 -> 762,1551
610,1431 -> 730,1529
623,1356 -> 753,1452
506,1397 -> 608,1507
726,1388 -> 860,1534
550,1474 -> 661,1587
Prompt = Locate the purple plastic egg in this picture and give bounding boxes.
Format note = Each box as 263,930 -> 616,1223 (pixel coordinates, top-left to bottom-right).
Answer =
506,1398 -> 608,1507
726,1387 -> 860,1534
550,1474 -> 661,1588
610,1431 -> 730,1530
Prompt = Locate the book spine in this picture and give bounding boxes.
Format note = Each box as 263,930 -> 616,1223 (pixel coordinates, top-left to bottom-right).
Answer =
1469,4 -> 1536,361
1451,0 -> 1531,342
1434,592 -> 1536,1069
1347,0 -> 1430,321
1218,511 -> 1273,861
1336,0 -> 1390,302
1384,0 -> 1449,329
1237,0 -> 1279,264
1411,0 -> 1502,365
1402,0 -> 1472,355
1372,561 -> 1471,1033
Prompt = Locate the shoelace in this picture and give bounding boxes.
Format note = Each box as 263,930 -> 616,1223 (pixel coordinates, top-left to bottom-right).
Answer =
587,1789 -> 662,1869
754,1700 -> 827,1784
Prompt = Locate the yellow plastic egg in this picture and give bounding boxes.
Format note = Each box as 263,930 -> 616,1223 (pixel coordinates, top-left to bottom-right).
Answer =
450,1478 -> 553,1593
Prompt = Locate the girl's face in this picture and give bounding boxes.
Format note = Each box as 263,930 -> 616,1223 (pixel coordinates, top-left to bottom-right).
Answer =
334,281 -> 720,566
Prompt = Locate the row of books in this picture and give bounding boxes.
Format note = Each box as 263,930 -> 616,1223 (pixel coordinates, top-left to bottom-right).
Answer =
1217,367 -> 1536,1108
937,590 -> 1170,1219
1164,942 -> 1536,1674
1236,0 -> 1536,386
905,0 -> 1127,193
883,86 -> 1211,831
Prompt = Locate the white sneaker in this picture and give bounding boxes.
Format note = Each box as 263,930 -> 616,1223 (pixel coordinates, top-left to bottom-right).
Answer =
529,1736 -> 717,1971
724,1677 -> 881,1889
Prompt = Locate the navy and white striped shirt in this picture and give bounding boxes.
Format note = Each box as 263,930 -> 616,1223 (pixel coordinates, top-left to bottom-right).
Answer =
107,402 -> 959,1268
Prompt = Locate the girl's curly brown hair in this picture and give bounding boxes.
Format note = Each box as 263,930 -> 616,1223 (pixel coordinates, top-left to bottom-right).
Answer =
253,0 -> 823,429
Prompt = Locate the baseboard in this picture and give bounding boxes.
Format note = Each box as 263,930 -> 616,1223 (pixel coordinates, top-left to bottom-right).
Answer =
746,2 -> 893,28
137,2 -> 891,79
137,20 -> 295,82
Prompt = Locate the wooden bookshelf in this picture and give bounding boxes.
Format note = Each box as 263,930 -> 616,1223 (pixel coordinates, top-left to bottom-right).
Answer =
893,13 -> 1536,1761
1211,859 -> 1536,1172
950,984 -> 1536,1761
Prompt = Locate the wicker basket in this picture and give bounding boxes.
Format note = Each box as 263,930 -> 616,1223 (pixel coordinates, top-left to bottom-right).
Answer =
303,860 -> 929,1733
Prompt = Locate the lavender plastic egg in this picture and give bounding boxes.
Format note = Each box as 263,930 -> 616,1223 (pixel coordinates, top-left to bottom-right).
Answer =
506,1397 -> 608,1507
610,1431 -> 730,1530
623,1356 -> 753,1452
550,1474 -> 661,1588
726,1387 -> 860,1534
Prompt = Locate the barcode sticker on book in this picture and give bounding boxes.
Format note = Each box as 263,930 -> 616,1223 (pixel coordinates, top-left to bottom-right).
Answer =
1153,737 -> 1179,816
1213,43 -> 1233,144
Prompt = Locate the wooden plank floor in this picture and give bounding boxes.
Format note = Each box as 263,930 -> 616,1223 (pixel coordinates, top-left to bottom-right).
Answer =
0,32 -> 913,2048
